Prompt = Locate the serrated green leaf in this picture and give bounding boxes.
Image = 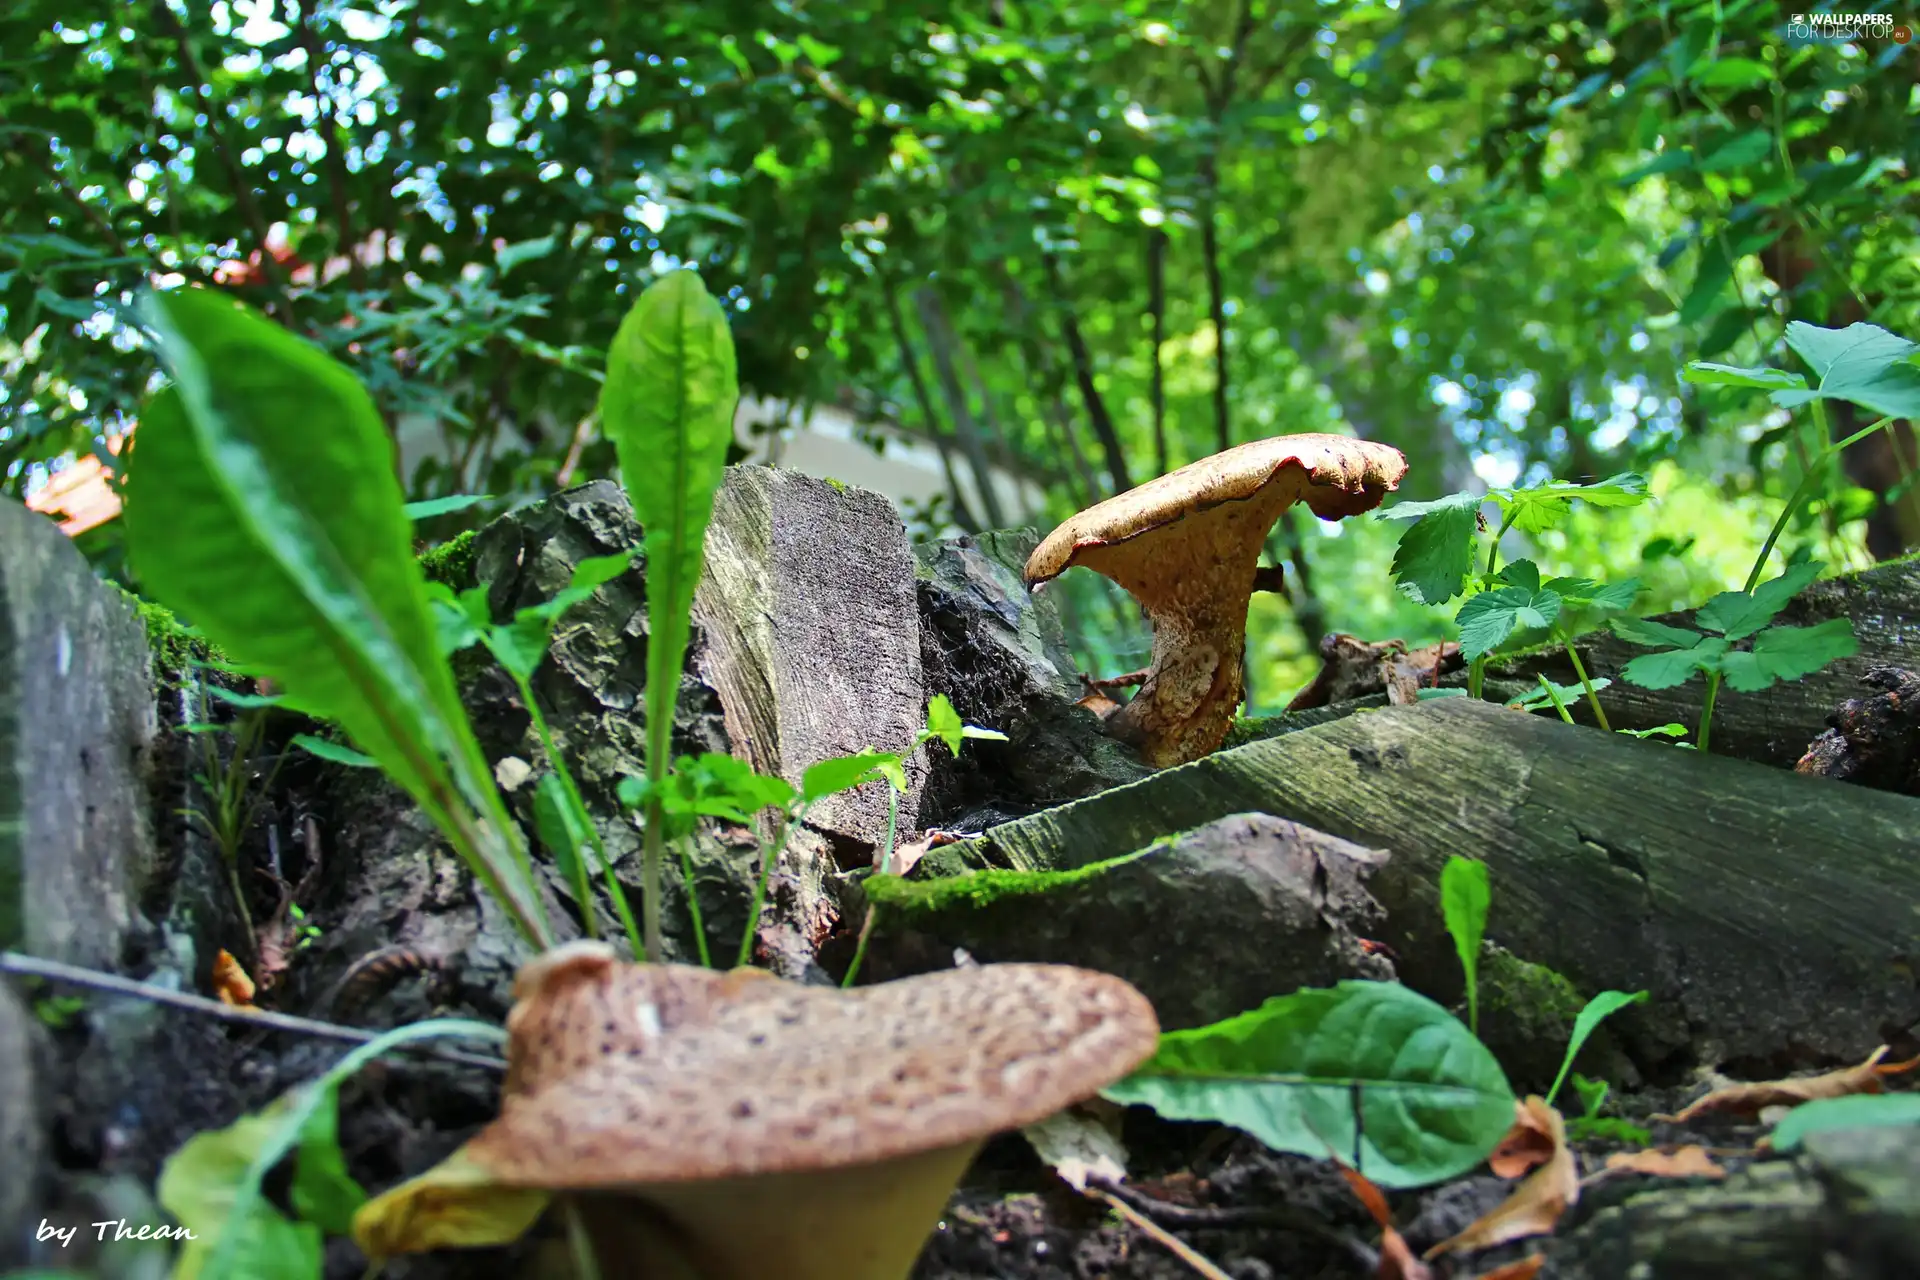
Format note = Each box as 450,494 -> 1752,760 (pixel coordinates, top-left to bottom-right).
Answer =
1456,586 -> 1563,660
1611,616 -> 1707,649
1492,559 -> 1543,592
1103,982 -> 1515,1189
1772,1094 -> 1920,1153
600,271 -> 739,799
1774,322 -> 1920,420
1681,361 -> 1807,392
1509,676 -> 1611,712
1618,723 -> 1689,740
1696,560 -> 1823,639
1718,618 -> 1857,692
1385,494 -> 1481,605
1496,473 -> 1649,534
1546,575 -> 1641,611
1621,636 -> 1729,690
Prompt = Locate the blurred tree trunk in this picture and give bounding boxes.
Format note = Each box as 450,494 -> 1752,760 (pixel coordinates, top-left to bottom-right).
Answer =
914,286 -> 1009,529
1148,227 -> 1169,477
882,283 -> 981,533
1041,251 -> 1132,496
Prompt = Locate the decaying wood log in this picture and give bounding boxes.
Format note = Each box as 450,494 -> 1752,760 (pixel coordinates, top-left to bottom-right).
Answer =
920,697 -> 1920,1073
1488,557 -> 1920,768
1544,1126 -> 1920,1280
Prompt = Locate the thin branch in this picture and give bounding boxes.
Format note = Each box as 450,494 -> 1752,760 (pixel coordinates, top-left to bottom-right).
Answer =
1089,1190 -> 1237,1280
0,951 -> 506,1071
1041,251 -> 1132,495
1147,227 -> 1169,477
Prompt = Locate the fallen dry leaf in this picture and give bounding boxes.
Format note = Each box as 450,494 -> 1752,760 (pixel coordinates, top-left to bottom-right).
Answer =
1488,1098 -> 1556,1178
1426,1097 -> 1577,1259
211,949 -> 258,1009
1470,1257 -> 1546,1280
1654,1045 -> 1920,1124
1021,1106 -> 1129,1193
879,828 -> 963,877
1603,1145 -> 1726,1179
1328,1155 -> 1434,1280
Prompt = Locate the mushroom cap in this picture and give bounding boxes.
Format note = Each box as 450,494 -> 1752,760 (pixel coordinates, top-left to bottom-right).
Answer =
459,946 -> 1160,1188
1025,433 -> 1409,585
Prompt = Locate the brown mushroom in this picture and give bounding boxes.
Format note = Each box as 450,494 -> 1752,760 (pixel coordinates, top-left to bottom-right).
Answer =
1026,433 -> 1409,767
353,941 -> 1159,1279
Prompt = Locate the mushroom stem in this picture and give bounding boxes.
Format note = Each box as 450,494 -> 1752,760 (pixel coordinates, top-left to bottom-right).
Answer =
567,1143 -> 983,1280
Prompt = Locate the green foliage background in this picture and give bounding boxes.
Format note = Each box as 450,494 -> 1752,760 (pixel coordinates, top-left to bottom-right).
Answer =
5,0 -> 1916,705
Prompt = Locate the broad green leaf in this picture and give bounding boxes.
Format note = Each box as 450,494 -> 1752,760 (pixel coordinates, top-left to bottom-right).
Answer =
1492,559 -> 1543,592
159,1076 -> 369,1278
124,288 -> 545,941
158,1095 -> 324,1280
1621,636 -> 1729,689
1496,473 -> 1649,534
1697,560 -> 1824,639
1681,361 -> 1807,392
1385,492 -> 1481,605
600,271 -> 739,796
1718,618 -> 1858,692
1102,982 -> 1515,1189
1771,1094 -> 1920,1153
1546,990 -> 1647,1106
801,749 -> 902,803
1544,575 -> 1642,611
402,494 -> 493,520
172,1019 -> 506,1280
1456,586 -> 1563,659
672,751 -> 796,817
1689,56 -> 1772,89
1774,322 -> 1920,420
1439,856 -> 1489,1035
1611,616 -> 1707,649
1697,129 -> 1771,172
289,734 -> 378,768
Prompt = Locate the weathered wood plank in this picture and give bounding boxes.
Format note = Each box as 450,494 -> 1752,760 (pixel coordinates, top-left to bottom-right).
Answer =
935,697 -> 1920,1069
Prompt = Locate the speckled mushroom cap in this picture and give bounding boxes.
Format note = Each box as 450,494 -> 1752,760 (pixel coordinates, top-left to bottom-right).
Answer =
1026,433 -> 1409,585
459,942 -> 1160,1187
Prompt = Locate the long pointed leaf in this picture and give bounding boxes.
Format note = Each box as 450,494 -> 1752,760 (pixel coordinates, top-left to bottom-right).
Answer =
599,271 -> 739,785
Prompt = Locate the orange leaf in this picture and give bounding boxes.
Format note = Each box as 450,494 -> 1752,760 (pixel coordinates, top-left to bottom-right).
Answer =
1488,1099 -> 1555,1178
1603,1145 -> 1726,1179
211,949 -> 258,1010
1426,1098 -> 1576,1259
1471,1256 -> 1546,1280
1653,1046 -> 1920,1123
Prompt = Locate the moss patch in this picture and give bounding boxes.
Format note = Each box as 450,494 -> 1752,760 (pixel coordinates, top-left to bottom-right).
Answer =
419,528 -> 479,591
118,588 -> 221,686
865,843 -> 1160,917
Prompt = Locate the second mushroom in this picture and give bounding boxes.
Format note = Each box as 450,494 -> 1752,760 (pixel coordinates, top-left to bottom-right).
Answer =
1026,433 -> 1409,768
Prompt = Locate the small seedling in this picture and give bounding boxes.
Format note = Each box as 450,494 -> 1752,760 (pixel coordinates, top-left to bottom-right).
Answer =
1380,474 -> 1650,703
1440,855 -> 1490,1036
1612,558 -> 1856,753
1565,1073 -> 1652,1146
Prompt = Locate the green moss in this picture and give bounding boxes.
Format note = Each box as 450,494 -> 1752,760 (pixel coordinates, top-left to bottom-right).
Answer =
865,844 -> 1158,917
1478,945 -> 1587,1039
118,588 -> 221,685
419,528 -> 479,591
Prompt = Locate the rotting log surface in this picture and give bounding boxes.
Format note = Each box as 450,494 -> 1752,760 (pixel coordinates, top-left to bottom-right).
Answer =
932,697 -> 1920,1071
1489,557 -> 1920,767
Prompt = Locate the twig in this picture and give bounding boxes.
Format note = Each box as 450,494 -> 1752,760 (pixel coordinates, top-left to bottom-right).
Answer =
0,951 -> 505,1071
1090,1189 -> 1237,1280
1096,1178 -> 1348,1245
